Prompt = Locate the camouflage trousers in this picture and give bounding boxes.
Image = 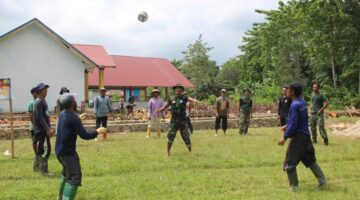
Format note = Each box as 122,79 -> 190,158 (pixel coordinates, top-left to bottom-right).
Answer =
239,113 -> 250,134
167,121 -> 192,148
310,114 -> 328,140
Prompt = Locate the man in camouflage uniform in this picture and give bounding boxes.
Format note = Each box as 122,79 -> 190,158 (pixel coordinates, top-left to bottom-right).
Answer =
158,84 -> 195,156
239,89 -> 253,134
310,83 -> 329,145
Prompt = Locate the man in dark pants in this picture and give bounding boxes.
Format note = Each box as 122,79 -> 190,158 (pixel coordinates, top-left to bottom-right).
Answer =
157,84 -> 196,156
278,83 -> 326,191
215,89 -> 230,136
33,83 -> 54,175
56,93 -> 99,200
310,83 -> 329,145
278,86 -> 292,126
28,87 -> 39,171
239,89 -> 253,134
94,87 -> 112,129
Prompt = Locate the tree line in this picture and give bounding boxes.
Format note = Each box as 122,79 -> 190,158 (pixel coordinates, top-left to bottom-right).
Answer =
173,0 -> 360,108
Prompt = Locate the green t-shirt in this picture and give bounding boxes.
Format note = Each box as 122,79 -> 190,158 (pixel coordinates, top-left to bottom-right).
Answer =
311,92 -> 327,113
28,100 -> 34,130
216,96 -> 230,117
240,97 -> 252,114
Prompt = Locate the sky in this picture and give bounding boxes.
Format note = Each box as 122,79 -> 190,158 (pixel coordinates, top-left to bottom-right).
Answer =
0,0 -> 279,65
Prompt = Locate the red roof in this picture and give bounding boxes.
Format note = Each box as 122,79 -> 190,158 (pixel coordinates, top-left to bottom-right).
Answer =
89,55 -> 193,87
72,44 -> 116,68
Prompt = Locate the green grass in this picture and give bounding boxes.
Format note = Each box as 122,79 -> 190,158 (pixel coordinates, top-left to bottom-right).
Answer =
1,127 -> 360,200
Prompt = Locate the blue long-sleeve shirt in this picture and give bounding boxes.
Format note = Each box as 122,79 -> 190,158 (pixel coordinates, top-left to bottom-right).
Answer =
55,110 -> 98,156
284,98 -> 310,139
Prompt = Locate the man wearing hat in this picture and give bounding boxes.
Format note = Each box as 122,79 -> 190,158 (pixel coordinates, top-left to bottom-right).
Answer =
147,89 -> 164,138
239,88 -> 253,134
56,87 -> 70,115
55,93 -> 100,200
157,84 -> 195,156
28,87 -> 39,171
33,83 -> 54,175
215,89 -> 230,136
94,87 -> 113,130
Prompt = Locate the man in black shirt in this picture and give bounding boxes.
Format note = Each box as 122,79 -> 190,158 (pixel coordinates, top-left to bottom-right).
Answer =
55,93 -> 99,200
278,86 -> 292,126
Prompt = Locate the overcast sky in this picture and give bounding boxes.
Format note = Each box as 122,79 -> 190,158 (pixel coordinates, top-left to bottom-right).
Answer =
0,0 -> 279,65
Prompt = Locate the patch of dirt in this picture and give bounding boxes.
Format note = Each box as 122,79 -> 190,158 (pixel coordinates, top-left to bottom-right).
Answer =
333,120 -> 360,137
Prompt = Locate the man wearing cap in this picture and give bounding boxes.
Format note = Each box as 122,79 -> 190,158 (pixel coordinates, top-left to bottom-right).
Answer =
215,89 -> 230,136
55,93 -> 99,200
157,84 -> 195,156
147,89 -> 164,138
33,83 -> 54,175
28,87 -> 39,171
56,87 -> 70,115
94,87 -> 112,129
239,88 -> 253,134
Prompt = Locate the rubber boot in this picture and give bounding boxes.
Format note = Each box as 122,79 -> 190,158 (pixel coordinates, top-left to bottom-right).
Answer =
286,168 -> 299,192
57,176 -> 66,200
39,157 -> 48,174
309,163 -> 327,189
33,155 -> 40,172
157,129 -> 161,137
167,143 -> 173,156
324,138 -> 329,146
39,157 -> 53,176
62,182 -> 78,200
312,137 -> 318,144
146,128 -> 151,138
187,146 -> 192,153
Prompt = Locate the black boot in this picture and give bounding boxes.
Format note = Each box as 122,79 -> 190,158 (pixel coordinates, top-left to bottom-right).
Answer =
167,143 -> 173,157
309,163 -> 327,189
33,155 -> 40,172
324,138 -> 329,146
287,168 -> 299,191
39,157 -> 53,176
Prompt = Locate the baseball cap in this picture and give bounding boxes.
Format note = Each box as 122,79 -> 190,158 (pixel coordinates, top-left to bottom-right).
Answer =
35,83 -> 49,91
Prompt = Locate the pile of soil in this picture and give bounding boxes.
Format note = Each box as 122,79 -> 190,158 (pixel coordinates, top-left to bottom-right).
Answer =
333,120 -> 360,137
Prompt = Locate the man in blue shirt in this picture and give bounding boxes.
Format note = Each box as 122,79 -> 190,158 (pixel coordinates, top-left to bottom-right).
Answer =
278,83 -> 326,191
56,93 -> 100,200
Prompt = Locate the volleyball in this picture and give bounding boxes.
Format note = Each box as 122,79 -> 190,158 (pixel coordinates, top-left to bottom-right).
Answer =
138,11 -> 148,22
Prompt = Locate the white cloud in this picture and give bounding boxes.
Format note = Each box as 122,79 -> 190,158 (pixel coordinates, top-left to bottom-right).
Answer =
0,0 -> 279,64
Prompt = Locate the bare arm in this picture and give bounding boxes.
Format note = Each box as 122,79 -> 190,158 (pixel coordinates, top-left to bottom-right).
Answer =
157,102 -> 170,112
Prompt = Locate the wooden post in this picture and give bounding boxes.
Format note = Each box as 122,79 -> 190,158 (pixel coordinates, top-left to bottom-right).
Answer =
99,68 -> 105,89
9,94 -> 15,158
144,87 -> 147,101
165,87 -> 168,99
84,70 -> 89,111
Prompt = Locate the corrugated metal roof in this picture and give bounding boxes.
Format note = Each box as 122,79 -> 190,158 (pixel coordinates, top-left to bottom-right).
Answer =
72,44 -> 116,68
89,55 -> 193,87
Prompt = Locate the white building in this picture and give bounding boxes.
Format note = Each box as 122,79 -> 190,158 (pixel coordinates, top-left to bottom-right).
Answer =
0,18 -> 98,112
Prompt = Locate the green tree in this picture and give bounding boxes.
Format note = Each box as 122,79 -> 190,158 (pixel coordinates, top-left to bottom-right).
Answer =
180,34 -> 219,99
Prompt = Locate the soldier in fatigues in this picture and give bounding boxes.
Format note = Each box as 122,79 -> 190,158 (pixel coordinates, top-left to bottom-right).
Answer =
239,89 -> 253,134
310,83 -> 329,145
158,84 -> 195,156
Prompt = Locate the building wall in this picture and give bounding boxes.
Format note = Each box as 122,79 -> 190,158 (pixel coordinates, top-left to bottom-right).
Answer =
0,24 -> 87,112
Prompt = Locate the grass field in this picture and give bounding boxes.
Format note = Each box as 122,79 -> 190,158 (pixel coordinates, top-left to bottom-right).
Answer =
1,127 -> 360,200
